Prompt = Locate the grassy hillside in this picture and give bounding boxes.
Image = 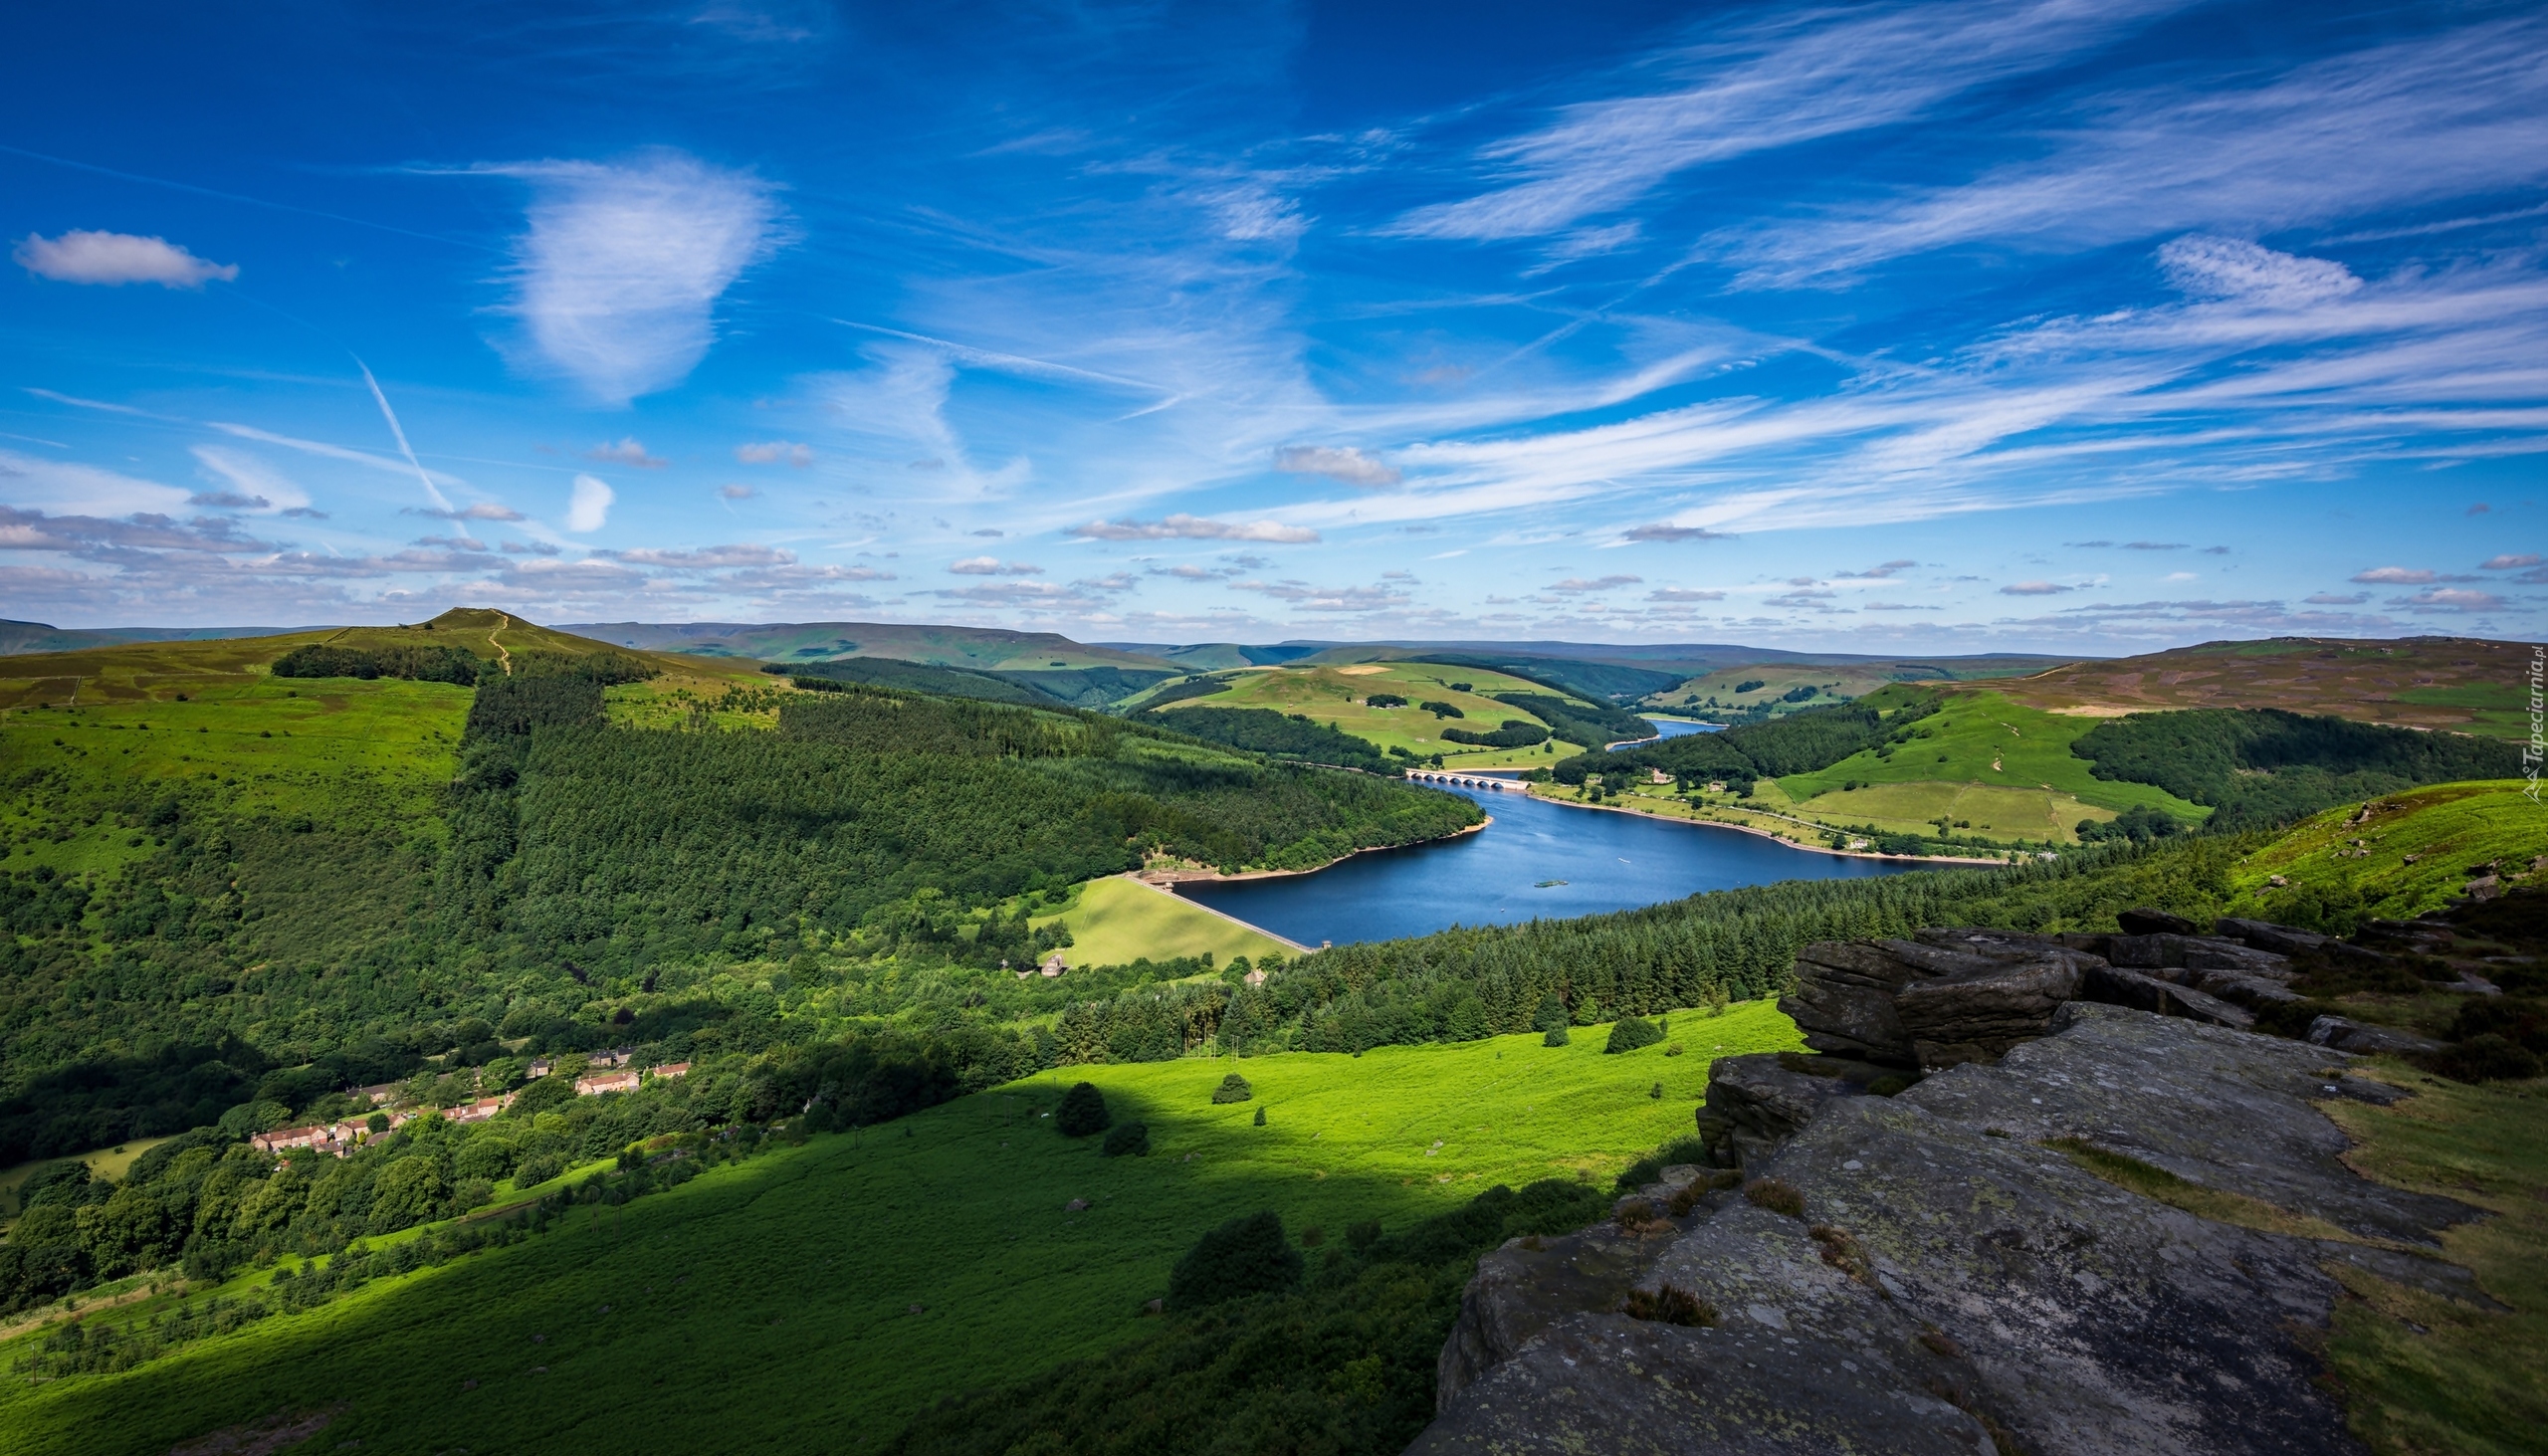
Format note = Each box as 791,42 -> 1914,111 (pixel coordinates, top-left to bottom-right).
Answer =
2224,780 -> 2542,925
1992,636 -> 2533,739
1036,876 -> 1300,963
0,622 -> 305,658
565,620 -> 1177,673
1154,662 -> 1605,768
0,1009 -> 1793,1455
1771,690 -> 2208,842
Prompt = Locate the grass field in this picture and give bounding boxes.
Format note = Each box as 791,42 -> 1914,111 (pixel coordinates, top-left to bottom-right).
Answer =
0,1138 -> 175,1221
0,1006 -> 1798,1455
1158,661 -> 1600,768
2320,1066 -> 2548,1455
1989,636 -> 2535,740
1035,876 -> 1301,962
2224,780 -> 2546,923
1645,664 -> 1900,719
0,615 -> 784,879
1774,690 -> 2207,842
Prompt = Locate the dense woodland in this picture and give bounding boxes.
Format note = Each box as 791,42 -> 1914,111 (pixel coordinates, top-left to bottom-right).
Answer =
2073,708 -> 2522,829
1140,705 -> 1398,771
0,676 -> 1471,1168
1556,696 -> 1917,788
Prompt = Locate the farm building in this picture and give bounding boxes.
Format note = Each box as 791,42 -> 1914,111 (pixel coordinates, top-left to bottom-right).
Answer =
576,1069 -> 641,1097
649,1062 -> 691,1081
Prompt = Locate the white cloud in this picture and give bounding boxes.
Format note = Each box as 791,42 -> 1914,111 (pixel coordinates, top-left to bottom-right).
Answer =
1068,514 -> 1319,543
1548,574 -> 1641,593
565,474 -> 615,532
1624,522 -> 1737,542
2399,587 -> 2503,611
492,151 -> 784,404
587,438 -> 668,468
1646,587 -> 1725,602
2351,565 -> 2434,584
2480,553 -> 2540,569
1275,445 -> 1400,488
735,440 -> 812,466
605,543 -> 793,568
14,230 -> 238,288
2158,237 -> 2360,309
2304,592 -> 2369,605
0,449 -> 191,517
949,556 -> 1042,575
188,447 -> 312,515
719,484 -> 755,500
2000,580 -> 2071,595
409,502 -> 528,522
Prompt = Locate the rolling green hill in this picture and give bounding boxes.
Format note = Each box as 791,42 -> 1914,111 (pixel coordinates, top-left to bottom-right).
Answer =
565,620 -> 1178,673
0,1011 -> 1790,1456
1149,661 -> 1620,769
1990,635 -> 2534,739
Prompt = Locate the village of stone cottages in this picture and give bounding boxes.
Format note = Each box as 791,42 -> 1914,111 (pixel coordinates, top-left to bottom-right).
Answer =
249,1051 -> 691,1158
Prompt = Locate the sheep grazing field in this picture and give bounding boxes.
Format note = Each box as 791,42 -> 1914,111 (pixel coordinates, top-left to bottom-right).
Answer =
0,1005 -> 1798,1456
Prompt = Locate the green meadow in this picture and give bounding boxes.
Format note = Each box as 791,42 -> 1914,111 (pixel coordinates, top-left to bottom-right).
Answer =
0,1006 -> 1797,1455
1160,661 -> 1592,767
2227,779 -> 2542,922
1035,875 -> 1301,963
1773,690 -> 2207,842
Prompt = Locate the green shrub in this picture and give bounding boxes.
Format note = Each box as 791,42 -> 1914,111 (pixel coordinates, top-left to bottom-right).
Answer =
1543,1026 -> 1570,1047
1345,1219 -> 1382,1251
1102,1122 -> 1151,1157
2427,1034 -> 2543,1084
1054,1082 -> 1111,1137
1210,1073 -> 1253,1104
1252,1106 -> 1266,1127
1603,1016 -> 1663,1054
513,1151 -> 566,1187
1164,1210 -> 1304,1311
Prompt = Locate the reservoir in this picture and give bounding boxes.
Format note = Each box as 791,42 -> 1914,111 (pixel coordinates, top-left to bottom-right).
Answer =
1179,779 -> 1922,948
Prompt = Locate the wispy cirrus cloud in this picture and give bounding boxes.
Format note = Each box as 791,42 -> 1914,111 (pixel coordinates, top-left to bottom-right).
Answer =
1387,0 -> 2185,243
1712,16 -> 2548,286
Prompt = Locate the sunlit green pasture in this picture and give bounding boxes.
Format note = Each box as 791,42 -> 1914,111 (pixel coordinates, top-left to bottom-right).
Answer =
1160,661 -> 1595,767
0,1006 -> 1797,1456
2227,780 -> 2545,922
1034,875 -> 1300,963
1776,690 -> 2207,841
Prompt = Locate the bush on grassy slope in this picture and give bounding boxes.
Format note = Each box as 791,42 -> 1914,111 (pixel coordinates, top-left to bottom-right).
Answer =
2074,708 -> 2520,830
1165,1210 -> 1303,1310
890,1178 -> 1608,1456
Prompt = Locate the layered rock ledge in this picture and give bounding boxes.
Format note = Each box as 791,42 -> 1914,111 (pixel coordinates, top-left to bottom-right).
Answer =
1411,1004 -> 2487,1456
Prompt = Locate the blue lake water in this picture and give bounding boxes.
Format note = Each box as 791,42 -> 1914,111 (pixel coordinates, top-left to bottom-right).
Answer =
1179,780 -> 1920,948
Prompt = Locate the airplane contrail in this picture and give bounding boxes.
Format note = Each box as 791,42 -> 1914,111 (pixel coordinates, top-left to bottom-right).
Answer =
354,357 -> 453,513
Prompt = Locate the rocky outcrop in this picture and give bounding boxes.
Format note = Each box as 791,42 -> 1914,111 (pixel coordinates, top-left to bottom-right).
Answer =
1778,914 -> 2331,1073
1413,1005 -> 2489,1456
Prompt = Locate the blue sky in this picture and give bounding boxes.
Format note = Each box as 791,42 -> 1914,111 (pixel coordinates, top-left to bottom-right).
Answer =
3,0 -> 2542,651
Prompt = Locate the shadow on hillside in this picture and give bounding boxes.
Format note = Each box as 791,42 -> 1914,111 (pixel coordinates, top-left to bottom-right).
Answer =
4,1080 -> 1578,1456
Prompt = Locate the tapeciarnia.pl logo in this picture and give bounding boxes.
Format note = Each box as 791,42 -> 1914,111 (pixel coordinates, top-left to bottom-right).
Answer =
2527,644 -> 2544,805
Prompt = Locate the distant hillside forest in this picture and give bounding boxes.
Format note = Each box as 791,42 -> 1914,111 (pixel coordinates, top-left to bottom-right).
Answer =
0,674 -> 1472,1168
1559,690 -> 2518,833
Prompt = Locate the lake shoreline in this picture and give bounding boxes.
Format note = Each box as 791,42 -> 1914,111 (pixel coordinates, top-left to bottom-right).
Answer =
1139,816 -> 1494,887
1520,785 -> 2012,867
